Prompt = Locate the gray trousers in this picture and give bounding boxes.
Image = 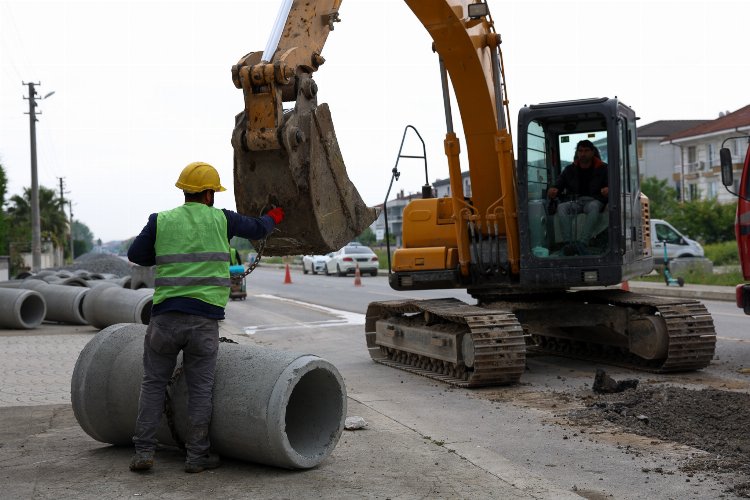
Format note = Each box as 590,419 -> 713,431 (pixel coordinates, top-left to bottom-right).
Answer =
558,196 -> 604,243
132,312 -> 219,461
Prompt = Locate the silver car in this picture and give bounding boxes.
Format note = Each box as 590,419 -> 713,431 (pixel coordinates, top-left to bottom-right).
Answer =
324,243 -> 379,277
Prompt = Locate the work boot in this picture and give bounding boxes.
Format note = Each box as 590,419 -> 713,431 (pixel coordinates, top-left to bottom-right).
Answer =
185,453 -> 221,473
129,451 -> 154,472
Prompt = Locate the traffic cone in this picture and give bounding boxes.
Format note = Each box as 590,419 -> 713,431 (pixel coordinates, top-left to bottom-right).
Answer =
353,264 -> 362,287
621,280 -> 629,291
284,263 -> 292,284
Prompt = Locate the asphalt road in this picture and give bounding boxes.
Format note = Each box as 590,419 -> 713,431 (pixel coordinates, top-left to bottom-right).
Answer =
1,267 -> 746,499
220,266 -> 750,499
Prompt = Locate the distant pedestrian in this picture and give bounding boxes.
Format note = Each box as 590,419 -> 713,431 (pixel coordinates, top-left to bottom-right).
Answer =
127,161 -> 284,473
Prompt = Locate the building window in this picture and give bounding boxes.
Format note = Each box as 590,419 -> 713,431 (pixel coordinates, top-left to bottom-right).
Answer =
637,141 -> 644,160
688,183 -> 700,201
707,181 -> 717,199
687,146 -> 696,164
708,143 -> 715,166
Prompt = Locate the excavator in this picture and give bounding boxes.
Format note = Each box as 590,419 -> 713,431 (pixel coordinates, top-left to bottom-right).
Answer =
231,0 -> 717,387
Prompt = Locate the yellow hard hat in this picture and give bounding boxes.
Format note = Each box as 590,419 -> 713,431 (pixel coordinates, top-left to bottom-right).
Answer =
175,162 -> 227,193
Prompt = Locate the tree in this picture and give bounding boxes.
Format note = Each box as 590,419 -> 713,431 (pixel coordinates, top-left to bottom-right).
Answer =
669,199 -> 736,244
640,176 -> 678,220
72,220 -> 95,258
7,185 -> 69,253
356,227 -> 376,246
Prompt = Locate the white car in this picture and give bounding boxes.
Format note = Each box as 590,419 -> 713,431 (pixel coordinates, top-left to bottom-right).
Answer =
324,243 -> 379,277
302,254 -> 330,275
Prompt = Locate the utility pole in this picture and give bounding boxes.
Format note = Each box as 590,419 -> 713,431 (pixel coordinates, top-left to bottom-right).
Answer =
57,177 -> 73,262
23,82 -> 42,272
69,200 -> 74,260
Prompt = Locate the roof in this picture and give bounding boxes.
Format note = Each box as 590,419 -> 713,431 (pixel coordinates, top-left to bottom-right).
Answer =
664,104 -> 750,142
637,120 -> 709,138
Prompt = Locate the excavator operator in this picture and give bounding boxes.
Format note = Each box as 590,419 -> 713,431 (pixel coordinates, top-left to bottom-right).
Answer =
547,140 -> 609,255
127,161 -> 284,473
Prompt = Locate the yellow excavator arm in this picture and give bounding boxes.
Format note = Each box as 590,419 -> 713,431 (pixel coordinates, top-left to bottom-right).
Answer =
231,0 -> 518,274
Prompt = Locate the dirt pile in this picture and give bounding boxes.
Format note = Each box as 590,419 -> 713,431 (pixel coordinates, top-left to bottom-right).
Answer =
569,385 -> 750,496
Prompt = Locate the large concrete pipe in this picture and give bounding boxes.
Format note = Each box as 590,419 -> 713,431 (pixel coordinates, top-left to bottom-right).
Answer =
19,280 -> 89,325
71,324 -> 346,469
0,288 -> 46,329
81,286 -> 153,328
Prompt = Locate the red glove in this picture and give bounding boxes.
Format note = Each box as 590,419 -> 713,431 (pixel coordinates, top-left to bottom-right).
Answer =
267,207 -> 284,224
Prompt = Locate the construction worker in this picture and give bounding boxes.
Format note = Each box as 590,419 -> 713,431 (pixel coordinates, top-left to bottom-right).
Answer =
126,161 -> 284,473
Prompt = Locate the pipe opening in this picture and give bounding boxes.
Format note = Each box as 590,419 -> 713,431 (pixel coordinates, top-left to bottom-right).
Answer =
284,367 -> 343,457
21,293 -> 46,327
140,300 -> 153,324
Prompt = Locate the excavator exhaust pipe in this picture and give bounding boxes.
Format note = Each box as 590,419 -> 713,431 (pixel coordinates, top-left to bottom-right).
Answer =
232,74 -> 377,256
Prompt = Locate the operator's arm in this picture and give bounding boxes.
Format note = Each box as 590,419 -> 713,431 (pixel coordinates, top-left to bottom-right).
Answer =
548,165 -> 572,198
223,209 -> 277,240
127,213 -> 157,266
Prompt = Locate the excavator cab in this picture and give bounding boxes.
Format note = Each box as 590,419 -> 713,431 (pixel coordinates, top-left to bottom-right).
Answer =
516,97 -> 653,288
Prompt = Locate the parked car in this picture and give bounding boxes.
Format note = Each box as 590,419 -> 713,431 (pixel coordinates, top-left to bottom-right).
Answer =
650,219 -> 704,263
324,243 -> 379,276
302,254 -> 330,274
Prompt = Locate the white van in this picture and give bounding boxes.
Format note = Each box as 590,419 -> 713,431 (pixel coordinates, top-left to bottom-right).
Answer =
650,219 -> 704,263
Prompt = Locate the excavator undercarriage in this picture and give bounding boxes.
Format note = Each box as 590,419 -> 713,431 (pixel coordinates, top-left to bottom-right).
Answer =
365,291 -> 716,387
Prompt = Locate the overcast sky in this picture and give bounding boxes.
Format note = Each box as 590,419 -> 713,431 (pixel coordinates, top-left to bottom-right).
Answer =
1,0 -> 748,243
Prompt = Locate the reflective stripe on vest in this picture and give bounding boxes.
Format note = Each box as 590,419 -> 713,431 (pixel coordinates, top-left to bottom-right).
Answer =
153,203 -> 230,308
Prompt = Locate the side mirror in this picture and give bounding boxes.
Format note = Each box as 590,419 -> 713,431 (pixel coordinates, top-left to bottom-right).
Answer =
720,148 -> 734,186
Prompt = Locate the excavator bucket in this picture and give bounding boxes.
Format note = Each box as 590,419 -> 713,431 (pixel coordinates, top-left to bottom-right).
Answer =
231,83 -> 377,256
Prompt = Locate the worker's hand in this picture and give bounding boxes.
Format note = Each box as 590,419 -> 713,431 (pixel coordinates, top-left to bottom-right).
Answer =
547,187 -> 558,199
601,187 -> 609,197
267,207 -> 285,224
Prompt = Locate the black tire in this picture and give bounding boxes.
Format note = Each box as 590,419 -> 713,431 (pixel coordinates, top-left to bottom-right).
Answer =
312,268 -> 317,275
324,265 -> 330,276
303,264 -> 309,275
677,277 -> 685,287
337,264 -> 346,277
370,269 -> 378,277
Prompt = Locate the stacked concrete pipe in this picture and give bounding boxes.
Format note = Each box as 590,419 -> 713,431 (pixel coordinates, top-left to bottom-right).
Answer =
0,288 -> 46,329
19,280 -> 89,325
81,285 -> 153,328
71,323 -> 347,469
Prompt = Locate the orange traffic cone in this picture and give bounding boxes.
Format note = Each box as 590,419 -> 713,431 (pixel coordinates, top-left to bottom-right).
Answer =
621,280 -> 629,291
284,263 -> 292,284
353,264 -> 362,287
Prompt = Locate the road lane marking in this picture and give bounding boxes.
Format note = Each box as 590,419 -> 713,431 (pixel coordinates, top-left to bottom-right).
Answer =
240,294 -> 365,335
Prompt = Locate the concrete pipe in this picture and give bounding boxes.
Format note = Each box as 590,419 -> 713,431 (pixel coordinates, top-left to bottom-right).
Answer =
19,280 -> 89,325
60,277 -> 89,287
81,286 -> 153,328
71,324 -> 346,469
0,288 -> 46,329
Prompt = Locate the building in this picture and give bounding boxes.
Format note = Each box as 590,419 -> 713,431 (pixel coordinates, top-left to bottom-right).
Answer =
661,106 -> 750,202
637,120 -> 709,187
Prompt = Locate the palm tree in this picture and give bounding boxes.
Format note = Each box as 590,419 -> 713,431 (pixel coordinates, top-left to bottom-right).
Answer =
7,186 -> 69,252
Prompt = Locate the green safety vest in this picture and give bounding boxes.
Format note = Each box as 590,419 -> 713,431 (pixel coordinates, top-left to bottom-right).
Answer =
153,203 -> 230,307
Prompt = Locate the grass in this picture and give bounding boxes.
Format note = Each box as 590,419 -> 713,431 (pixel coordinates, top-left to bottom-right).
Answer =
634,267 -> 743,286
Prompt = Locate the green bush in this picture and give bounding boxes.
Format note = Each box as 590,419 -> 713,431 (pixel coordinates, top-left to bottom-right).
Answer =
636,266 -> 743,286
703,241 -> 740,266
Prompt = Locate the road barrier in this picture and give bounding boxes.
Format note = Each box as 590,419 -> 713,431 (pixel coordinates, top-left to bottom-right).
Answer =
71,323 -> 347,469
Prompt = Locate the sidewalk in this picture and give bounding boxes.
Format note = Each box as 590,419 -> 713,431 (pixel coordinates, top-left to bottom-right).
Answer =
624,279 -> 736,302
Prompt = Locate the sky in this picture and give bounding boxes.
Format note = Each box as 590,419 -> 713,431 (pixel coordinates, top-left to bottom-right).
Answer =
1,0 -> 749,243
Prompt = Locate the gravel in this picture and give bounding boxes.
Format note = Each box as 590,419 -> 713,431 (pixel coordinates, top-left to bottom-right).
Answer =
48,253 -> 133,277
